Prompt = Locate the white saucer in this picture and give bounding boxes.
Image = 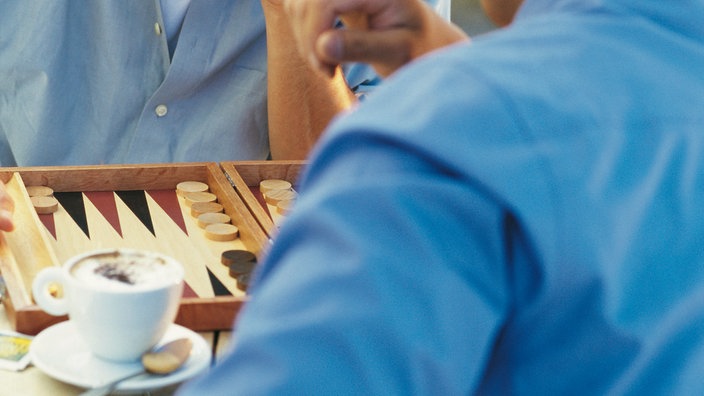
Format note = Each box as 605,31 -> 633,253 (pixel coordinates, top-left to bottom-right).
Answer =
29,321 -> 211,392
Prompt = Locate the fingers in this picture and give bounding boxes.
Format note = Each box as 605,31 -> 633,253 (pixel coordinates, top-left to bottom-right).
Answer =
284,0 -> 454,77
338,11 -> 369,30
316,29 -> 415,77
284,0 -> 383,75
0,182 -> 14,232
316,3 -> 469,77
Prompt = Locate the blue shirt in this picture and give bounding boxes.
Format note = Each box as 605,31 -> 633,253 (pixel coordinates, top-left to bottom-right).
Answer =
181,0 -> 704,394
0,0 -> 449,166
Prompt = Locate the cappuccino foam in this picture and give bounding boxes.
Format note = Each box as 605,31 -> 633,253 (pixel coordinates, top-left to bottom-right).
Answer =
71,251 -> 180,290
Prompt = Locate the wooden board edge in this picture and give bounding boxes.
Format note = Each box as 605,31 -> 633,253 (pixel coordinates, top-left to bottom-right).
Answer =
205,164 -> 269,258
9,296 -> 248,335
8,303 -> 67,336
222,161 -> 307,186
220,163 -> 277,238
175,296 -> 246,332
0,173 -> 62,316
0,163 -> 212,192
220,161 -> 307,239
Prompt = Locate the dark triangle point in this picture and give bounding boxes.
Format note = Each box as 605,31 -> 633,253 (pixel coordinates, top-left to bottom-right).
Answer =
54,192 -> 89,239
115,190 -> 155,236
207,267 -> 232,296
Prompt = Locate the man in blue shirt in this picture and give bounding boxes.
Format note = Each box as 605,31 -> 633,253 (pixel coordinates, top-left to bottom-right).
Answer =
0,0 -> 449,165
176,0 -> 704,394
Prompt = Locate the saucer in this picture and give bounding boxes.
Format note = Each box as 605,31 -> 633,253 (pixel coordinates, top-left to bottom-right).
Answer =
29,321 -> 211,392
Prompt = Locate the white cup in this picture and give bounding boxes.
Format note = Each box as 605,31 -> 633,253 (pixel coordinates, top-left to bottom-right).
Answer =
32,248 -> 184,362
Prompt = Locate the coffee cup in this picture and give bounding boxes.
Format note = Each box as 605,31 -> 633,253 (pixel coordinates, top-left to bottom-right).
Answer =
32,248 -> 184,362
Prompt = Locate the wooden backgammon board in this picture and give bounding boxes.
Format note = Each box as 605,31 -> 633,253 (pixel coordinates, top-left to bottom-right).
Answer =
0,163 -> 275,335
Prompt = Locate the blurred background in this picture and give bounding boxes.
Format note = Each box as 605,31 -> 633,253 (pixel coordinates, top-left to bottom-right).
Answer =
451,0 -> 497,36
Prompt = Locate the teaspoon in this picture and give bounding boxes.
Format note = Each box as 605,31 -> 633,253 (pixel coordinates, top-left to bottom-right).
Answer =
79,337 -> 193,396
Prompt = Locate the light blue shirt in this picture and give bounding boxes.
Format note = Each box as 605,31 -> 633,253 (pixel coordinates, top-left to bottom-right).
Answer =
0,0 -> 450,166
179,0 -> 704,394
160,0 -> 191,56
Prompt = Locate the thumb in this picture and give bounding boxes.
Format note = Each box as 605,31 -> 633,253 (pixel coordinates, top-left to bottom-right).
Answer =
0,209 -> 13,232
316,29 -> 416,78
0,183 -> 14,232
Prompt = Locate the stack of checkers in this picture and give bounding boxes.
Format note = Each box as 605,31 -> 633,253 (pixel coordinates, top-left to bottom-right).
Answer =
221,249 -> 258,292
176,181 -> 239,241
27,185 -> 59,214
259,179 -> 297,216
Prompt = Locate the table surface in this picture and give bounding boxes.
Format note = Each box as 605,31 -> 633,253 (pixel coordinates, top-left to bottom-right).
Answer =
0,302 -> 233,396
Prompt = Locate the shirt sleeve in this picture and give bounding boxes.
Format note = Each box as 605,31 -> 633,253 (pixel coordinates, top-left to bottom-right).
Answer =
177,38 -> 531,395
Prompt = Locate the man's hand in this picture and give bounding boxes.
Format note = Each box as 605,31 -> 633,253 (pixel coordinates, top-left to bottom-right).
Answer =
0,182 -> 14,232
283,0 -> 469,77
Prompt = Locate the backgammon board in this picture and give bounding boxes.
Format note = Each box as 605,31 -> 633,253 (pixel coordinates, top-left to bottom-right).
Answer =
0,163 -> 271,335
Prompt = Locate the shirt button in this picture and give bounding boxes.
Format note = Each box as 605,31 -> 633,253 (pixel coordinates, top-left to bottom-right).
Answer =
154,22 -> 163,36
155,104 -> 168,117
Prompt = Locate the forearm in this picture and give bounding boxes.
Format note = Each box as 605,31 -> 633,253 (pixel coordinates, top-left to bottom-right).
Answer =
262,0 -> 356,160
